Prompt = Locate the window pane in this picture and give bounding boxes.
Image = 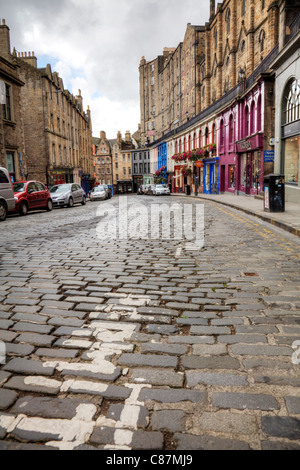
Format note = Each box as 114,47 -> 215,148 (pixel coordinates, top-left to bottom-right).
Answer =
284,136 -> 299,184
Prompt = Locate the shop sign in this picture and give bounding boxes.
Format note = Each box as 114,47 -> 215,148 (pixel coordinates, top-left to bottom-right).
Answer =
196,161 -> 204,168
236,134 -> 263,153
264,151 -> 275,163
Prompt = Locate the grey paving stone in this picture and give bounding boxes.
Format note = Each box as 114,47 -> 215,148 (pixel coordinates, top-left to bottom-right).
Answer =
186,371 -> 249,387
218,334 -> 268,344
230,344 -> 293,356
5,343 -> 35,356
107,404 -> 148,428
54,338 -> 93,349
138,307 -> 179,317
139,388 -> 207,404
213,393 -> 279,411
35,348 -> 79,359
10,396 -> 95,420
53,326 -> 93,338
253,375 -> 300,387
130,333 -> 161,343
145,324 -> 179,335
0,330 -> 18,342
151,410 -> 187,432
11,313 -> 49,324
0,371 -> 11,386
41,308 -> 87,319
242,358 -> 292,370
182,356 -> 240,370
141,343 -> 188,355
0,389 -> 18,410
176,318 -> 208,326
15,333 -> 56,347
0,320 -> 13,330
0,442 -> 56,450
3,376 -> 61,395
262,416 -> 300,440
118,353 -> 178,368
285,396 -> 300,414
175,433 -> 251,450
192,344 -> 227,356
169,335 -> 215,345
190,326 -> 231,335
39,300 -> 75,309
3,358 -> 55,376
131,368 -> 184,387
12,322 -> 54,335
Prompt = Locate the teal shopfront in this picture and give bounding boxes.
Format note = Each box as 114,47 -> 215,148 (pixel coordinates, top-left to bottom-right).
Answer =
204,157 -> 219,194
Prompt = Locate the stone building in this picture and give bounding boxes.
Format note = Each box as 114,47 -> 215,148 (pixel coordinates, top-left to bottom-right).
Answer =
0,19 -> 26,182
132,148 -> 151,192
139,0 -> 281,146
93,131 -> 113,186
0,20 -> 94,190
111,131 -> 136,194
15,51 -> 94,189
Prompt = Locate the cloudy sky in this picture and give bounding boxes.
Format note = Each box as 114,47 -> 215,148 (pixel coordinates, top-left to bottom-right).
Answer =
1,0 -> 210,139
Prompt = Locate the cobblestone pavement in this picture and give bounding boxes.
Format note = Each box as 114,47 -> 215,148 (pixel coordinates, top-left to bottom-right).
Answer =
0,195 -> 300,450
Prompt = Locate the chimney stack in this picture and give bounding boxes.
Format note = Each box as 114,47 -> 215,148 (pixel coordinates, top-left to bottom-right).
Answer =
125,131 -> 131,143
210,0 -> 215,21
0,19 -> 11,59
100,130 -> 106,140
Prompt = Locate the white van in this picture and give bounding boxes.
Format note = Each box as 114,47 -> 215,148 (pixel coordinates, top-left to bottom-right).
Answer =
0,167 -> 15,221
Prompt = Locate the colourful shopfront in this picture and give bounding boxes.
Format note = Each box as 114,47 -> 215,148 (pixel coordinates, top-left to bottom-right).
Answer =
204,157 -> 219,194
236,134 -> 264,195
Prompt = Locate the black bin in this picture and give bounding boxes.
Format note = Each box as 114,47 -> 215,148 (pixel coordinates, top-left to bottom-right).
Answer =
185,185 -> 191,196
264,174 -> 285,213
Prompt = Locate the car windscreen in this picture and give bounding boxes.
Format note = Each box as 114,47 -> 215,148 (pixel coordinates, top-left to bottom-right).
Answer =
156,185 -> 165,189
50,185 -> 71,194
95,186 -> 105,191
13,183 -> 26,192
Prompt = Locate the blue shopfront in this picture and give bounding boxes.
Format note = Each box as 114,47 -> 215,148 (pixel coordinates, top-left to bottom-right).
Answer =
157,141 -> 167,171
204,157 -> 219,194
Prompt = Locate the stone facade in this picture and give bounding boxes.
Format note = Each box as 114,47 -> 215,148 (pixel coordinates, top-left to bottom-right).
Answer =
0,20 -> 93,189
93,131 -> 113,186
0,20 -> 26,182
111,131 -> 136,194
140,0 -> 281,146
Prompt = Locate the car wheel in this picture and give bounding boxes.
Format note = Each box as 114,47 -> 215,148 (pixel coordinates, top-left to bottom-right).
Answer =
68,197 -> 74,208
82,196 -> 86,205
19,202 -> 28,216
0,202 -> 7,222
46,199 -> 53,212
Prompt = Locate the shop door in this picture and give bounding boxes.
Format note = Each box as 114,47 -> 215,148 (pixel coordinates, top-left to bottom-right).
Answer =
220,165 -> 225,192
245,154 -> 251,195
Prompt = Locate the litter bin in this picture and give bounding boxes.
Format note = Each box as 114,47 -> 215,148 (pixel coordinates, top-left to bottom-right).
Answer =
264,174 -> 285,212
185,185 -> 191,196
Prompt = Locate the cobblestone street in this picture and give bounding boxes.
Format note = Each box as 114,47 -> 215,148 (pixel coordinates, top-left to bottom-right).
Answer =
0,195 -> 300,450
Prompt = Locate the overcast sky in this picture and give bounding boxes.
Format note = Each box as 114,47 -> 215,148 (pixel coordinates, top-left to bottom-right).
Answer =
0,0 -> 210,139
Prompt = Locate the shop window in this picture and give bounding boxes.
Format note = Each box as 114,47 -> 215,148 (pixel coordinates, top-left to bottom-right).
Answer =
250,101 -> 255,134
257,96 -> 262,131
284,136 -> 299,184
252,151 -> 261,191
240,154 -> 247,187
229,165 -> 236,188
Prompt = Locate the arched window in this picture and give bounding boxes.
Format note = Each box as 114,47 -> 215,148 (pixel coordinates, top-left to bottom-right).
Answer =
244,105 -> 249,137
259,30 -> 265,53
205,127 -> 209,146
175,141 -> 178,154
183,137 -> 186,152
220,120 -> 224,147
257,95 -> 262,131
179,139 -> 182,153
212,123 -> 216,143
188,135 -> 191,151
225,9 -> 231,34
229,114 -> 234,144
193,132 -> 196,149
284,78 -> 300,124
250,101 -> 256,134
199,129 -> 202,148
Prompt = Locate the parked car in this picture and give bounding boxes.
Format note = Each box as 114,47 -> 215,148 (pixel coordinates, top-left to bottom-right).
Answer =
153,184 -> 171,196
50,183 -> 86,208
0,167 -> 15,221
145,184 -> 156,195
13,181 -> 53,216
102,184 -> 112,199
89,185 -> 108,202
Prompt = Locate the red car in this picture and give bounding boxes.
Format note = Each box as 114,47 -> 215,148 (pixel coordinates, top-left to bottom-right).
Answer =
13,181 -> 53,216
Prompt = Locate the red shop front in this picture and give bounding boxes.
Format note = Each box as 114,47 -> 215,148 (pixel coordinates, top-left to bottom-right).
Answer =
236,133 -> 264,196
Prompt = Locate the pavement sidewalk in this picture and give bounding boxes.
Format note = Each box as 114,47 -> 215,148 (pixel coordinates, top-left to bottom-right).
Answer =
176,192 -> 300,237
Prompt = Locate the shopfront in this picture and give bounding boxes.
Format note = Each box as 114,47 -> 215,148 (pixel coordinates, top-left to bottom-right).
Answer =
236,135 -> 264,195
204,157 -> 219,194
194,161 -> 204,194
49,169 -> 74,186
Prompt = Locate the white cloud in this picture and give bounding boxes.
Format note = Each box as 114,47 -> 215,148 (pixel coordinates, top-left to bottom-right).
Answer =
1,0 -> 210,137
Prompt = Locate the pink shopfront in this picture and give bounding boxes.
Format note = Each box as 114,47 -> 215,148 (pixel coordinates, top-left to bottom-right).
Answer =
218,83 -> 264,196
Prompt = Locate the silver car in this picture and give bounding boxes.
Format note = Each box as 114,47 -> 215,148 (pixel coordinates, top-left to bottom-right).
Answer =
0,167 -> 15,221
50,183 -> 86,208
89,185 -> 108,201
154,184 -> 171,196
